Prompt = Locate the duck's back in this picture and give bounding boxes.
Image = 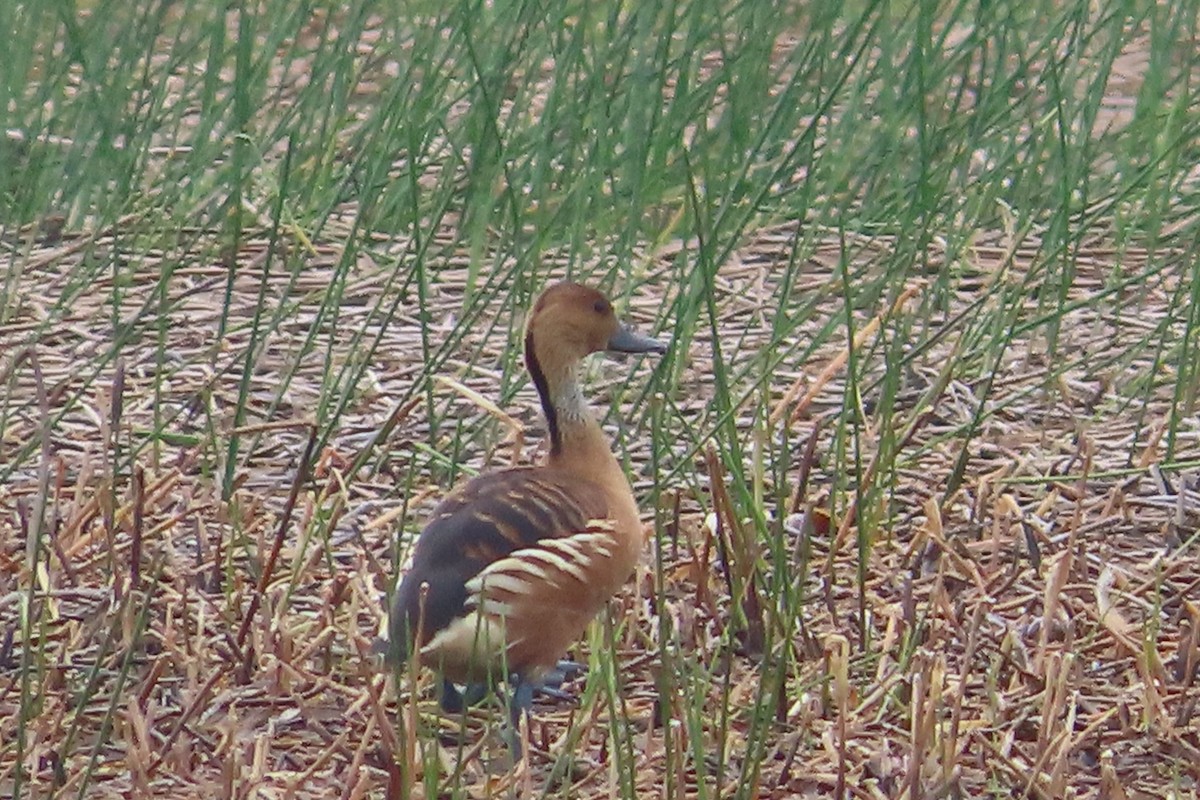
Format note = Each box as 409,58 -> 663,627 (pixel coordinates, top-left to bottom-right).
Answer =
390,466 -> 614,679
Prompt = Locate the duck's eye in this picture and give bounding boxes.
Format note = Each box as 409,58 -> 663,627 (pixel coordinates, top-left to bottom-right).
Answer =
593,299 -> 608,314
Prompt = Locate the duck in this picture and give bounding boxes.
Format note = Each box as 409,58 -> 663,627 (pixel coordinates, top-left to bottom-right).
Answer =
388,281 -> 667,751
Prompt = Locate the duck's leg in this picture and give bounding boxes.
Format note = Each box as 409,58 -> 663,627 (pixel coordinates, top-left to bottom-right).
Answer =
462,682 -> 489,705
501,674 -> 537,757
500,663 -> 585,754
439,679 -> 489,713
439,678 -> 464,713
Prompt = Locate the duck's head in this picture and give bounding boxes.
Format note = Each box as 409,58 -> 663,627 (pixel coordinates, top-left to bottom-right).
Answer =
524,282 -> 667,369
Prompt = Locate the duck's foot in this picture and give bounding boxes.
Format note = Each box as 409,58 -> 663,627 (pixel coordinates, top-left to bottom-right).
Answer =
535,659 -> 586,700
546,659 -> 587,685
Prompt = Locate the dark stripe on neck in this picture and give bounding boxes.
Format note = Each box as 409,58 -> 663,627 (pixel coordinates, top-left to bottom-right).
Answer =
524,330 -> 561,455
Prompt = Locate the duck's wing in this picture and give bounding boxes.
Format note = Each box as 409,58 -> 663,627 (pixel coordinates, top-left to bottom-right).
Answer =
388,467 -> 609,669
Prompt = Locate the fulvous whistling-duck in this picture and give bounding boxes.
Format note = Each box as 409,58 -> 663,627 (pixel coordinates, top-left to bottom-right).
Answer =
388,281 -> 667,751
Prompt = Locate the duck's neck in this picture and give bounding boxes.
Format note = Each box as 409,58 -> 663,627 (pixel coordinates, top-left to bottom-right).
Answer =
526,341 -> 643,553
548,365 -> 589,441
529,360 -> 593,453
526,338 -> 615,464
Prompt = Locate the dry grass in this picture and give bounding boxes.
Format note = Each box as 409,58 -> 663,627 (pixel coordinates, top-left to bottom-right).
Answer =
2,217 -> 1198,799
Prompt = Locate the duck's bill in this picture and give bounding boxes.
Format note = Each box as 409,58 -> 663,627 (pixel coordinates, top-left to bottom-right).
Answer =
607,325 -> 668,355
